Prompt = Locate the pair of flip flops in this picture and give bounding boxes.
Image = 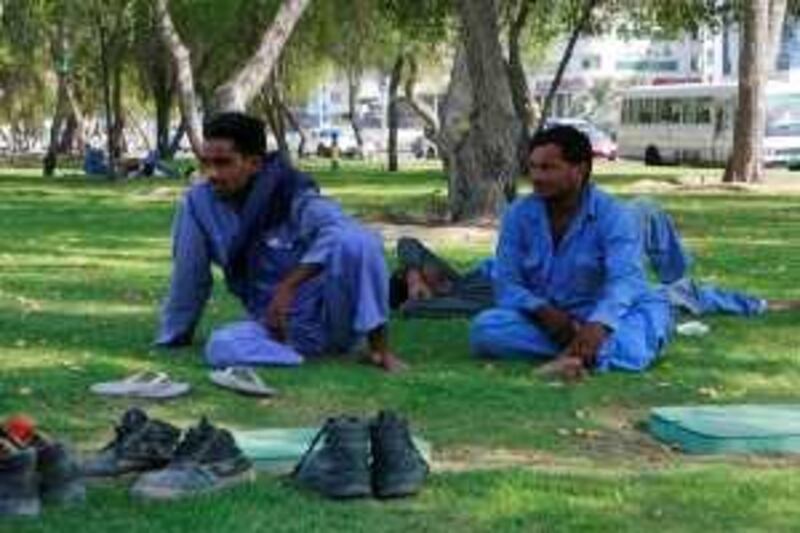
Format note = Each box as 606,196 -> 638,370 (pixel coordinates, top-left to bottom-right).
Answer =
90,371 -> 190,399
90,368 -> 277,400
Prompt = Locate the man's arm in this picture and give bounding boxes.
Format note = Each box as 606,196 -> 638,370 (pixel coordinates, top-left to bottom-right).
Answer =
155,196 -> 213,347
264,193 -> 346,340
560,206 -> 646,369
494,206 -> 576,344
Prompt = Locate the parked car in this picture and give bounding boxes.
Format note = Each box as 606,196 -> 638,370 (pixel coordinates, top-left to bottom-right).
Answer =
544,118 -> 618,160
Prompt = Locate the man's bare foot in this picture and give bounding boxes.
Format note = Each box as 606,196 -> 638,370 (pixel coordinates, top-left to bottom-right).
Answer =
536,356 -> 586,383
363,351 -> 409,373
767,299 -> 800,312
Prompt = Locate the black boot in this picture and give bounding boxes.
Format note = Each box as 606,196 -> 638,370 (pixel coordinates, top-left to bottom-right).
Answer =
0,438 -> 40,516
292,417 -> 371,499
370,411 -> 428,498
35,438 -> 85,506
83,408 -> 181,477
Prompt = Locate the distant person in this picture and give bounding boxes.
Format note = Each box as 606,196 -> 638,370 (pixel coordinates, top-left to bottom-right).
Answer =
156,112 -> 405,372
83,145 -> 108,176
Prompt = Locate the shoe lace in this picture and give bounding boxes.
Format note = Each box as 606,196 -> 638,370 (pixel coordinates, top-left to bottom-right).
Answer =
101,411 -> 147,452
290,419 -> 337,476
173,418 -> 214,462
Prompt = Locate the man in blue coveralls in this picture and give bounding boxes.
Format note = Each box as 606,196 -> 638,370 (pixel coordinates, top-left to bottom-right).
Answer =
469,125 -> 673,380
155,112 -> 405,372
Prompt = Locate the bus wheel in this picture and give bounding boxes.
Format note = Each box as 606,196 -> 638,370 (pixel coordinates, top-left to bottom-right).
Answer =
644,146 -> 662,166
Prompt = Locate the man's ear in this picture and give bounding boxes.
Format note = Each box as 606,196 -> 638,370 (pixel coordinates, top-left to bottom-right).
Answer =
244,154 -> 262,172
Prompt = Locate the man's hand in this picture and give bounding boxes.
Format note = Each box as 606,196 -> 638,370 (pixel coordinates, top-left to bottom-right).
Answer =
265,283 -> 295,342
562,322 -> 609,367
533,306 -> 578,347
264,264 -> 322,342
406,269 -> 433,300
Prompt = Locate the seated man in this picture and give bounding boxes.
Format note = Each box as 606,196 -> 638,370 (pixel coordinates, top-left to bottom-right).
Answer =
469,125 -> 673,380
155,112 -> 403,372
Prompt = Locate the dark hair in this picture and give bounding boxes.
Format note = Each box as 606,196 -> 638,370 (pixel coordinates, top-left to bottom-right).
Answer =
529,125 -> 593,179
203,112 -> 266,156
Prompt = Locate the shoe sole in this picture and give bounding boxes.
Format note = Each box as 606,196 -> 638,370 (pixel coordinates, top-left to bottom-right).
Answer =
374,479 -> 426,499
131,468 -> 256,501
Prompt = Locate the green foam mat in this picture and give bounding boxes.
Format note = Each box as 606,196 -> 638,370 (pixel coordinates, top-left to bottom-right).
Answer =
233,427 -> 432,473
649,405 -> 800,454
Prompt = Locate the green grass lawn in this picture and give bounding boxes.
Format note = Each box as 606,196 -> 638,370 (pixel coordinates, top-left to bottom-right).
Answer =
1,161 -> 800,531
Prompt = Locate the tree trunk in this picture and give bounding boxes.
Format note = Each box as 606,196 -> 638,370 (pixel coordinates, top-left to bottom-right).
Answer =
43,77 -> 68,177
111,63 -> 126,160
387,53 -> 405,172
451,0 -> 525,220
261,81 -> 290,158
508,0 -> 533,134
723,0 -> 768,183
98,16 -> 117,178
65,84 -> 85,152
346,67 -> 364,148
438,46 -> 472,177
155,0 -> 204,157
155,89 -> 172,158
767,0 -> 788,73
537,0 -> 599,131
279,99 -> 307,158
212,0 -> 311,112
402,52 -> 445,153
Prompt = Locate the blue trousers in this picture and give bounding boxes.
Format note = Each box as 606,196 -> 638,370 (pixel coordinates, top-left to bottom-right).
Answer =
470,299 -> 673,372
205,227 -> 388,367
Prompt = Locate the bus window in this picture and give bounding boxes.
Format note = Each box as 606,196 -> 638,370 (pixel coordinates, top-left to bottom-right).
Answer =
697,98 -> 712,123
682,99 -> 697,124
641,99 -> 654,124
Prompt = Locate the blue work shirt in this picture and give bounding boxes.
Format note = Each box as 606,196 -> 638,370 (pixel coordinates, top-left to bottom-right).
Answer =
494,184 -> 664,332
156,181 -> 355,346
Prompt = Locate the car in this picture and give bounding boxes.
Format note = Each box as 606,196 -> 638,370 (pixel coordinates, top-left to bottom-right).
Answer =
543,118 -> 618,160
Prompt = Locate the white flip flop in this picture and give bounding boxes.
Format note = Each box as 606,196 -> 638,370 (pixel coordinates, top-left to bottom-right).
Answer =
90,371 -> 191,399
209,367 -> 278,397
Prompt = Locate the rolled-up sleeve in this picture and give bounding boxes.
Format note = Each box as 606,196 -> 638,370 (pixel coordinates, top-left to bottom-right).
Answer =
294,192 -> 350,265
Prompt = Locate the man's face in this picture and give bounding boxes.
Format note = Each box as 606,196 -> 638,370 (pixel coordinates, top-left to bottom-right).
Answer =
200,138 -> 261,198
527,143 -> 587,200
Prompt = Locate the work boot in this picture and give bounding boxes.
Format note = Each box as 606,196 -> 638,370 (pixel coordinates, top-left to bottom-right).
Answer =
83,408 -> 181,477
0,437 -> 40,517
370,411 -> 428,498
34,437 -> 85,506
131,417 -> 253,500
292,416 -> 371,499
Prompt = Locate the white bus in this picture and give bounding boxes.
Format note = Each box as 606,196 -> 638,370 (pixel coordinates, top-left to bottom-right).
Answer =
618,82 -> 800,166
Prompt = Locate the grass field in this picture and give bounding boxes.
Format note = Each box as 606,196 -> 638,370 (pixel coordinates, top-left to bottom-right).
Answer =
1,160 -> 800,532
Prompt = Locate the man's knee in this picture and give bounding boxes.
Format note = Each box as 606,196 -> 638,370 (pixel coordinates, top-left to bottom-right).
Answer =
335,226 -> 384,261
469,308 -> 517,358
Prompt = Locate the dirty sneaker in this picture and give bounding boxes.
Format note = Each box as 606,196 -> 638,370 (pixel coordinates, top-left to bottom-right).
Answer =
0,437 -> 40,517
131,417 -> 253,500
370,411 -> 428,498
83,408 -> 181,478
291,416 -> 371,499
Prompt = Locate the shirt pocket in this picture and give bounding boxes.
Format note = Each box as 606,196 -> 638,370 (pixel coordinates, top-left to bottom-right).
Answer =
520,252 -> 547,291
